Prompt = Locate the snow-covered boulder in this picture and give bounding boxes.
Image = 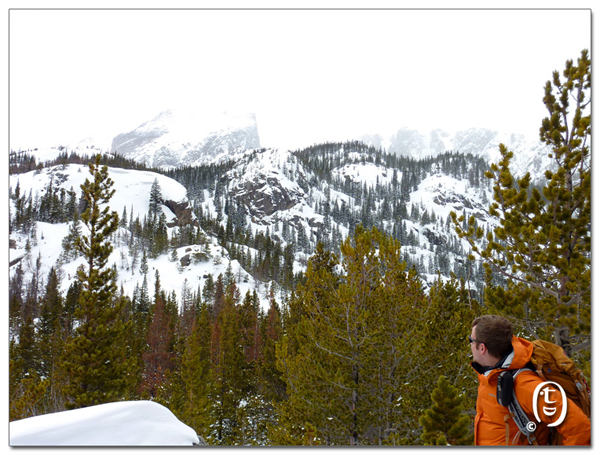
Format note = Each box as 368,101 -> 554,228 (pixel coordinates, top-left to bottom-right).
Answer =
10,401 -> 201,446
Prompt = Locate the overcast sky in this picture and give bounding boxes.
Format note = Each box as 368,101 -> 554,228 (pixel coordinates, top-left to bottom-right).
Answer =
8,6 -> 592,151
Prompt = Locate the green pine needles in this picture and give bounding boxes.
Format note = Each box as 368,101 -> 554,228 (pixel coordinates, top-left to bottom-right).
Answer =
419,375 -> 472,445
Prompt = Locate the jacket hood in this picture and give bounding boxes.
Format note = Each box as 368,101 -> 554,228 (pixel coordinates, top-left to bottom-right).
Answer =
471,336 -> 533,377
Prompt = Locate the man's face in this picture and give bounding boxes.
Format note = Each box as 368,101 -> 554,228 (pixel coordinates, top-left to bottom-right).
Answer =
470,326 -> 483,363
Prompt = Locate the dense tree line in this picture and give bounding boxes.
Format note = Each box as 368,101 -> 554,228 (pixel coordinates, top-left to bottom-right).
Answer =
274,227 -> 477,445
157,144 -> 494,293
8,155 -> 478,444
10,148 -> 152,176
9,151 -> 40,175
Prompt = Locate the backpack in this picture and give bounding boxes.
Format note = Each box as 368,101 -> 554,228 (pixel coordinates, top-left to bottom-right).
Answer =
497,339 -> 590,445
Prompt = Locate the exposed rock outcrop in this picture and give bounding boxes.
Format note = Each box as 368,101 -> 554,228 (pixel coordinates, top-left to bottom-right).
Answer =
164,199 -> 197,228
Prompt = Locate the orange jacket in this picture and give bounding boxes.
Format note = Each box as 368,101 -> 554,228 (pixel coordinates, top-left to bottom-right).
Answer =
471,336 -> 590,446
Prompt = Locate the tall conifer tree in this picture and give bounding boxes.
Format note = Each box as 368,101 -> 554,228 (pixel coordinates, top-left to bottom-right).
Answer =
61,154 -> 135,409
419,375 -> 472,445
140,290 -> 174,398
37,267 -> 67,412
209,281 -> 248,444
402,275 -> 478,430
177,303 -> 213,440
451,50 -> 591,358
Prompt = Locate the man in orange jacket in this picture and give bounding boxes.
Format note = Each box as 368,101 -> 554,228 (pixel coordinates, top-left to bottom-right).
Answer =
470,315 -> 590,445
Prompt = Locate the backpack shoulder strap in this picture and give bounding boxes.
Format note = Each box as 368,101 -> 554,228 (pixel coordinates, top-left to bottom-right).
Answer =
505,368 -> 539,445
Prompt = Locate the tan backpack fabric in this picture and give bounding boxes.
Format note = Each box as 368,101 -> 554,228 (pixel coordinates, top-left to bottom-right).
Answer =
527,339 -> 591,444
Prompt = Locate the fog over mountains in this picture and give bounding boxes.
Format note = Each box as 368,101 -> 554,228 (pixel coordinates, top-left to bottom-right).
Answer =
102,106 -> 550,179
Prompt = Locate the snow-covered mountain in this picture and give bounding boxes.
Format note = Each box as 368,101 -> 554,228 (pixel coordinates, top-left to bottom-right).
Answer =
110,108 -> 261,169
9,143 -> 494,311
220,148 -> 315,228
10,115 -> 552,310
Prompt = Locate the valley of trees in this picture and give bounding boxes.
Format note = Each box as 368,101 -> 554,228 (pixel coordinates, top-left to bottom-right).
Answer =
8,50 -> 590,445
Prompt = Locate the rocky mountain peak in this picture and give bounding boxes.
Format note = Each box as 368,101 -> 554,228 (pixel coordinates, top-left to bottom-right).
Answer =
110,107 -> 260,169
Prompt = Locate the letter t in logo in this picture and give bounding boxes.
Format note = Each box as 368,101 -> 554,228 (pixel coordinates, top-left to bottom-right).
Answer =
540,386 -> 558,416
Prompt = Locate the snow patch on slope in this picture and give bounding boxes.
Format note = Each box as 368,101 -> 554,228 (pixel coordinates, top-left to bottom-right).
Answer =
332,162 -> 395,187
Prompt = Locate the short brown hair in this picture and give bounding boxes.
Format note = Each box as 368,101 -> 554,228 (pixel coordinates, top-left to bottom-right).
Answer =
472,315 -> 513,358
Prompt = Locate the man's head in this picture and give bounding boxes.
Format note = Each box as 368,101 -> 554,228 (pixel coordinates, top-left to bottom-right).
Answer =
470,315 -> 513,366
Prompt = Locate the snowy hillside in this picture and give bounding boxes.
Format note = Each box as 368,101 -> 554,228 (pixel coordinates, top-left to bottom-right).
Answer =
11,164 -> 187,224
174,143 -> 499,292
111,108 -> 261,169
332,161 -> 395,188
10,401 -> 200,446
9,164 -> 268,310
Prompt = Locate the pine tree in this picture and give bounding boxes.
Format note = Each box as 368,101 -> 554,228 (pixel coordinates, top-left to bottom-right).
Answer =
419,375 -> 473,445
451,50 -> 591,357
212,274 -> 226,318
239,290 -> 260,365
259,291 -> 285,403
139,289 -> 173,398
209,281 -> 248,445
9,367 -> 48,421
179,278 -> 196,337
15,315 -> 40,378
62,281 -> 80,336
177,303 -> 212,440
37,267 -> 66,412
60,154 -> 135,409
256,291 -> 286,443
401,275 -> 478,429
276,227 -> 430,445
151,212 -> 169,258
61,210 -> 82,262
139,249 -> 149,276
202,273 -> 215,305
149,178 -> 163,220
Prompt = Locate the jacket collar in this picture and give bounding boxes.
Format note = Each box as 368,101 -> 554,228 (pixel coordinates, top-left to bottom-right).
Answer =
471,350 -> 514,377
